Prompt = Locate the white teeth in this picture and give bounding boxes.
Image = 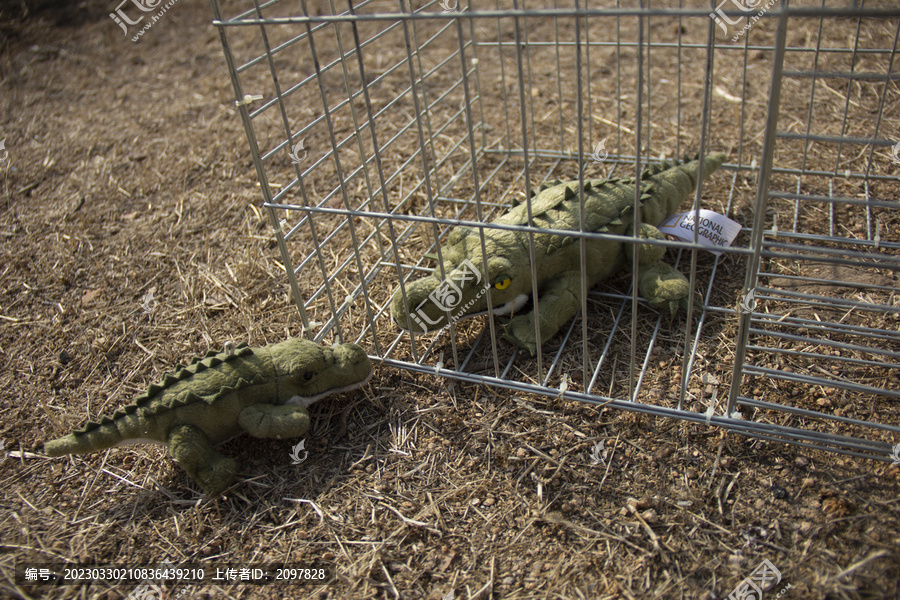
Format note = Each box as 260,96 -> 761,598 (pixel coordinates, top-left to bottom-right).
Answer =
461,294 -> 530,319
490,294 -> 529,316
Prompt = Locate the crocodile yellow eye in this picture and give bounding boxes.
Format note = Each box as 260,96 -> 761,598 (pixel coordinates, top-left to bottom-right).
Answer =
494,277 -> 511,290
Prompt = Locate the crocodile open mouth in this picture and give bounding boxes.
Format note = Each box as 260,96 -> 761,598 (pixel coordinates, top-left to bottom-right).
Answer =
286,370 -> 374,408
466,293 -> 529,318
393,293 -> 530,330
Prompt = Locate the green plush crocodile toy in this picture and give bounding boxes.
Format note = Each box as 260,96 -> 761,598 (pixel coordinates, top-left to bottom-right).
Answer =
44,339 -> 372,496
391,152 -> 727,354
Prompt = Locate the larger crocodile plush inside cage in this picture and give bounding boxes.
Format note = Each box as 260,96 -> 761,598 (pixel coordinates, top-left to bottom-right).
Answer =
211,0 -> 900,461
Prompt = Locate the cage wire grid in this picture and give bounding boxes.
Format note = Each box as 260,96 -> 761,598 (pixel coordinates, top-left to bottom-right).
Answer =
210,0 -> 900,461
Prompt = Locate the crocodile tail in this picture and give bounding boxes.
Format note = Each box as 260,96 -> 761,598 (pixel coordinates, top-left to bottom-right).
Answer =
635,152 -> 727,225
641,152 -> 726,184
699,152 -> 727,183
44,406 -> 150,456
680,152 -> 727,188
44,431 -> 113,456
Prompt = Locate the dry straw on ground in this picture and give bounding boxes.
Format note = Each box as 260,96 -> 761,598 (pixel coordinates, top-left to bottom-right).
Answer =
1,1 -> 898,599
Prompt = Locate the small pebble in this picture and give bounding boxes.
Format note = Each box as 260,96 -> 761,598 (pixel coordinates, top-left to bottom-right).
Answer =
632,497 -> 654,510
728,554 -> 746,568
654,445 -> 674,461
640,508 -> 658,524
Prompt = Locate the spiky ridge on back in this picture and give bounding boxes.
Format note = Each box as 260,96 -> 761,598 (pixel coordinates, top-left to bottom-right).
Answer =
70,343 -> 260,437
441,153 -> 716,259
506,153 -> 714,232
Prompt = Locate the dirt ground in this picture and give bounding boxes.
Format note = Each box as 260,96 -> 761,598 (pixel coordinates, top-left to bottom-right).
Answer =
1,1 -> 899,599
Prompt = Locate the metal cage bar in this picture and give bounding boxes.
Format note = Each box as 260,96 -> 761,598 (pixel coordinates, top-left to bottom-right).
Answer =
211,0 -> 900,461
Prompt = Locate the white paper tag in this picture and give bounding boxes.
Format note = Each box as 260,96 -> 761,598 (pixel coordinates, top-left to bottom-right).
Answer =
659,209 -> 741,256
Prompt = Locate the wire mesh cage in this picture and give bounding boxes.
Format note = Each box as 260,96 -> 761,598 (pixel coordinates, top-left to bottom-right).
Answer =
210,0 -> 900,461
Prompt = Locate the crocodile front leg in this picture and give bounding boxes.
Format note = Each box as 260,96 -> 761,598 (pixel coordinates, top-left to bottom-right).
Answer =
238,403 -> 312,440
168,424 -> 237,496
503,270 -> 584,355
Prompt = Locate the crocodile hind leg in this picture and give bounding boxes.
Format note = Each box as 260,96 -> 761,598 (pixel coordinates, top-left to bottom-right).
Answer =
503,270 -> 584,356
636,262 -> 692,315
168,424 -> 237,496
238,404 -> 312,440
626,223 -> 690,315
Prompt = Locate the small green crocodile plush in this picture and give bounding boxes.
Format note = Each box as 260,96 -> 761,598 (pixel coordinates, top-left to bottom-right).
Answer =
391,153 -> 727,354
44,339 -> 372,495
